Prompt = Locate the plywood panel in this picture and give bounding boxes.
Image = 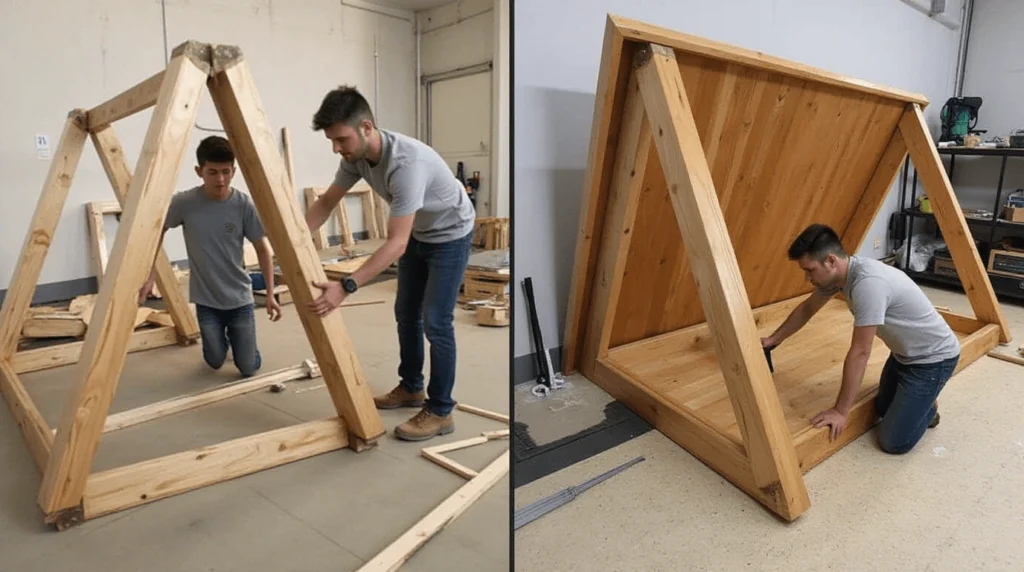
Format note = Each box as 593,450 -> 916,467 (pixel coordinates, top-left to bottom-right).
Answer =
609,51 -> 906,347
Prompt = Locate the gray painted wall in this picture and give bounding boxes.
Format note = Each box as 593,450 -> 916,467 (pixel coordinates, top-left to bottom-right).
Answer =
513,0 -> 965,377
945,0 -> 1024,213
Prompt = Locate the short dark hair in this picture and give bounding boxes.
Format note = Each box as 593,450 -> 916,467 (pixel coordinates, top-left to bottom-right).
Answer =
787,224 -> 847,261
196,136 -> 234,167
311,85 -> 375,131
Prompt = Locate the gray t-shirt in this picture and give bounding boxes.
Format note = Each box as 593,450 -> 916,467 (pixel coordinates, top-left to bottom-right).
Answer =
332,129 -> 476,243
818,256 -> 960,365
163,186 -> 265,310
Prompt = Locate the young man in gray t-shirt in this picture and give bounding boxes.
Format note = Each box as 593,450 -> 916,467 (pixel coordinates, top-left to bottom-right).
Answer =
139,136 -> 282,377
304,86 -> 475,442
763,224 -> 960,454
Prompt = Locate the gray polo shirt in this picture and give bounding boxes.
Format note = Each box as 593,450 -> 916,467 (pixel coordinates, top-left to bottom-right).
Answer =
163,186 -> 265,310
332,129 -> 476,243
818,256 -> 960,365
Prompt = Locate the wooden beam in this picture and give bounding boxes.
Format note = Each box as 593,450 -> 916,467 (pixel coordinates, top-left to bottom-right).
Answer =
899,104 -> 1011,343
563,18 -> 630,375
841,128 -> 908,254
357,450 -> 509,572
22,314 -> 86,338
361,186 -> 380,239
81,417 -> 349,523
422,450 -> 478,479
85,71 -> 165,131
86,202 -> 110,281
0,360 -> 53,472
304,188 -> 330,250
90,125 -> 200,343
579,72 -> 651,374
938,309 -> 985,335
96,361 -> 318,433
988,351 -> 1024,367
38,43 -> 210,518
11,325 -> 178,375
206,53 -> 385,442
373,192 -> 390,240
0,111 -> 89,360
455,403 -> 509,423
281,126 -> 295,191
634,42 -> 810,520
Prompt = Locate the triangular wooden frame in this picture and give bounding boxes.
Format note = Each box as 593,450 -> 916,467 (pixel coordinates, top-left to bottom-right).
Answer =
562,16 -> 1011,521
0,41 -> 385,530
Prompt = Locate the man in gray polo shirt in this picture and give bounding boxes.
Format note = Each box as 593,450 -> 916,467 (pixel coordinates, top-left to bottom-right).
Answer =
762,224 -> 960,454
304,85 -> 476,442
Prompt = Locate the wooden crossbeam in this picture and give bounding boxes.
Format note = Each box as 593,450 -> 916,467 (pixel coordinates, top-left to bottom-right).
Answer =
38,43 -> 210,519
0,112 -> 89,360
633,42 -> 809,520
11,325 -> 178,375
80,417 -> 349,525
579,72 -> 651,374
898,104 -> 1011,344
206,51 -> 385,442
85,70 -> 165,131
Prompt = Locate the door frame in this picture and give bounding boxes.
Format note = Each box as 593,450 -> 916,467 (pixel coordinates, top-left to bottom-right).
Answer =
422,60 -> 494,214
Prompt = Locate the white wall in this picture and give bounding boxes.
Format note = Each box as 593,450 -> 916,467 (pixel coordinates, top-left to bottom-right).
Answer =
0,0 -> 416,298
417,0 -> 509,216
513,0 -> 965,370
948,0 -> 1024,213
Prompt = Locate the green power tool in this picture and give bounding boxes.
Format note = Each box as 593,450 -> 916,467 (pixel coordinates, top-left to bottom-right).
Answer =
939,96 -> 984,144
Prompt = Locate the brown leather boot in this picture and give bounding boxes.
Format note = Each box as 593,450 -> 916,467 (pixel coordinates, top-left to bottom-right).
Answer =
394,408 -> 454,442
373,385 -> 426,409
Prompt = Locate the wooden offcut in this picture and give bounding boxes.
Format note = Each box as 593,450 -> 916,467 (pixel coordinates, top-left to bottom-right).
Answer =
304,184 -> 382,248
562,15 -> 1009,521
0,40 -> 385,530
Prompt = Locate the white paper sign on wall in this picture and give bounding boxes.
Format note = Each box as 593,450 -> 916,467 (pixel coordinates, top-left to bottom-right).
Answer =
36,134 -> 50,160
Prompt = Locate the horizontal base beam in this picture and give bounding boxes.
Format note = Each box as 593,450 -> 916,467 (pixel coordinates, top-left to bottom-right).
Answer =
12,325 -> 180,374
73,417 -> 349,524
0,359 -> 53,472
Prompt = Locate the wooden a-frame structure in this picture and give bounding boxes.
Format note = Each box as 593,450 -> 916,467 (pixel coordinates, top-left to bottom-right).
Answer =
562,16 -> 1011,522
0,41 -> 385,529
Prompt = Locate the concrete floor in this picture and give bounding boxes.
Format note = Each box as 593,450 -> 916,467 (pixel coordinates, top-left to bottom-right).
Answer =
515,285 -> 1024,571
0,274 -> 509,571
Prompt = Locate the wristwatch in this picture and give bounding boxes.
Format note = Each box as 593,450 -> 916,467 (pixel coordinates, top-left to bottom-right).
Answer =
341,277 -> 358,294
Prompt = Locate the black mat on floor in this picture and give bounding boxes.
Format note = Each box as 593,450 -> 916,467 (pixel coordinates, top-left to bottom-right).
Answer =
512,400 -> 652,488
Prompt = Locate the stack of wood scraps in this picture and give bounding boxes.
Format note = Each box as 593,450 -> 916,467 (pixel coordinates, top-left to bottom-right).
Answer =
19,294 -> 190,345
472,217 -> 509,251
460,249 -> 509,305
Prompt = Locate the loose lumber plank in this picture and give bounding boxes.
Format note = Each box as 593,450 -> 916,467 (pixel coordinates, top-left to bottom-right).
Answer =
82,417 -> 349,521
206,53 -> 385,441
989,351 -> 1024,366
579,71 -> 651,373
304,187 -> 330,250
85,70 -> 165,130
0,111 -> 89,360
0,360 -> 53,472
422,450 -> 478,479
86,202 -> 110,281
96,361 -> 319,433
38,44 -> 209,518
899,104 -> 1011,343
358,450 -> 509,572
634,42 -> 809,519
11,325 -> 178,375
90,125 -> 200,342
563,18 -> 631,374
455,403 -> 509,423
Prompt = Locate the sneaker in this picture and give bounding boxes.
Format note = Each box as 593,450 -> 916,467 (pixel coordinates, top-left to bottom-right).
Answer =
394,407 -> 454,442
373,385 -> 426,409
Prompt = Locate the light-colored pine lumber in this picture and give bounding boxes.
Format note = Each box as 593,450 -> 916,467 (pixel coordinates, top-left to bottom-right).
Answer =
358,450 -> 509,572
11,325 -> 178,375
206,53 -> 385,442
455,403 -> 509,423
0,360 -> 53,472
38,43 -> 209,518
0,111 -> 89,360
85,70 -> 165,130
81,417 -> 349,523
634,41 -> 809,519
899,104 -> 1011,343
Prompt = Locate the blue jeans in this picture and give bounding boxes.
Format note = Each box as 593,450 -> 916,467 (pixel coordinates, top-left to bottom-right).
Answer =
395,231 -> 473,416
874,353 -> 959,454
195,303 -> 262,377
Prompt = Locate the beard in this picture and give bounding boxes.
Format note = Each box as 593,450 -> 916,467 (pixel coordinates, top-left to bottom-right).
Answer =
345,131 -> 370,161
